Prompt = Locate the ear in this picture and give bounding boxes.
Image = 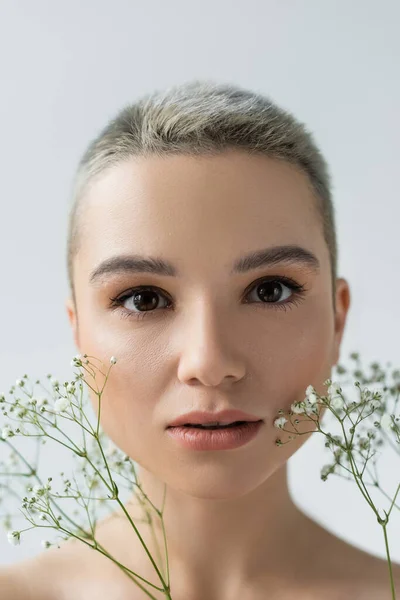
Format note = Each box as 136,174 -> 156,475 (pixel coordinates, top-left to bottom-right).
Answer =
65,296 -> 80,351
331,277 -> 351,366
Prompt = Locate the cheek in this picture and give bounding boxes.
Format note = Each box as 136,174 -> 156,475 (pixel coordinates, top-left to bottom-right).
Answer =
74,303 -> 173,454
81,338 -> 166,456
263,301 -> 335,414
86,373 -> 155,461
264,306 -> 334,468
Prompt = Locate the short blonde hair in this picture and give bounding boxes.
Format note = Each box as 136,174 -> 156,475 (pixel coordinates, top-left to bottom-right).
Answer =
66,80 -> 337,308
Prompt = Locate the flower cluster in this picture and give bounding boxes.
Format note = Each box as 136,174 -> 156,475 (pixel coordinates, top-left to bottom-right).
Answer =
272,352 -> 400,597
0,353 -> 175,599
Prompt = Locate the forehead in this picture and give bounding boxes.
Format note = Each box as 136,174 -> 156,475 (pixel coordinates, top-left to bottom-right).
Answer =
79,150 -> 324,279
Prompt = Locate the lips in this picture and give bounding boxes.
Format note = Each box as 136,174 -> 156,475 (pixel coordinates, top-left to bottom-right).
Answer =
166,419 -> 264,450
167,409 -> 263,428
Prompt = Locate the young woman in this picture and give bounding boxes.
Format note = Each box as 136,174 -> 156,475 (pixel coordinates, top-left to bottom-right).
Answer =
1,81 -> 399,599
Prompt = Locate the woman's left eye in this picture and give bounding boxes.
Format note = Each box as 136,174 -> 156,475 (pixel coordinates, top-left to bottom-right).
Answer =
108,276 -> 308,321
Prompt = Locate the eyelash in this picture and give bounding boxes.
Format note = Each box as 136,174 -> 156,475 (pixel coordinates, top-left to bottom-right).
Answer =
108,276 -> 308,322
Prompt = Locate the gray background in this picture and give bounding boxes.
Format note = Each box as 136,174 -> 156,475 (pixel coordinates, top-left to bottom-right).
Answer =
0,0 -> 399,566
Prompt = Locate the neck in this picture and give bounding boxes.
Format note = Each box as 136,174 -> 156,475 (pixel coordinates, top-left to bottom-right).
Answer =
126,462 -> 312,598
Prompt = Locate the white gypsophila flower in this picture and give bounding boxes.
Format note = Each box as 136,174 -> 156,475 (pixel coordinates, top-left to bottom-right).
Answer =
54,398 -> 70,413
328,382 -> 341,397
321,465 -> 332,478
381,413 -> 393,432
306,392 -> 319,405
36,397 -> 47,408
33,485 -> 45,496
71,354 -> 82,368
274,416 -> 288,429
367,399 -> 381,412
16,379 -> 24,387
291,402 -> 305,414
41,540 -> 51,549
1,425 -> 13,439
110,356 -> 117,365
330,396 -> 345,411
304,402 -> 318,416
305,385 -> 315,398
7,530 -> 21,546
50,378 -> 59,388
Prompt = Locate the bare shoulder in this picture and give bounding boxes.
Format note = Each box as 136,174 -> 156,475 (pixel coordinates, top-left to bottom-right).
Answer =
0,560 -> 53,600
0,545 -> 97,600
0,502 -> 152,600
0,567 -> 23,600
293,512 -> 400,599
364,555 -> 400,599
0,502 -> 156,600
0,531 -> 115,600
322,539 -> 400,599
294,547 -> 400,600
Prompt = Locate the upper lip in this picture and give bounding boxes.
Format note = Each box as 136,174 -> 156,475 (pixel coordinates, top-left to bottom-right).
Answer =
167,409 -> 263,428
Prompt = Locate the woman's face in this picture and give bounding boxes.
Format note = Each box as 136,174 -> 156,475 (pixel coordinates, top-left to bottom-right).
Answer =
66,149 -> 350,498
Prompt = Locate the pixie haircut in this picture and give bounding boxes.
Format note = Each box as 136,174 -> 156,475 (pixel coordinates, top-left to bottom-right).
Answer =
66,80 -> 337,310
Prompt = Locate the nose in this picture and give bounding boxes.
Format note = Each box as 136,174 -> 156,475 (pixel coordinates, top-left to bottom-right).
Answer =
176,304 -> 246,387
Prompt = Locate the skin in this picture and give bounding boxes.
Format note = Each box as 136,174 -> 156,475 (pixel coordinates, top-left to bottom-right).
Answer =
2,149 -> 398,599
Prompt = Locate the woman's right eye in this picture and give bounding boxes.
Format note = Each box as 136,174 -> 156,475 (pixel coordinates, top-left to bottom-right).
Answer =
109,287 -> 172,321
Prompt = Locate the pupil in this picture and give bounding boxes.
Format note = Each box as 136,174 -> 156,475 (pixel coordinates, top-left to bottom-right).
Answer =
134,291 -> 158,311
259,282 -> 281,302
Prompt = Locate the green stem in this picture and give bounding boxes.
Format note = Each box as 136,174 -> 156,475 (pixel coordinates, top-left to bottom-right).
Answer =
82,448 -> 171,596
114,496 -> 171,595
387,483 -> 400,518
382,522 -> 396,600
340,421 -> 377,513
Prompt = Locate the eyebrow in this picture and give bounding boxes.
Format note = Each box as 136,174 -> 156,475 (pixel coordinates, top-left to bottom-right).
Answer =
89,244 -> 320,284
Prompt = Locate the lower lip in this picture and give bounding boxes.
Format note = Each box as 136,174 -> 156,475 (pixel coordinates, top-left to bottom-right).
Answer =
166,421 -> 263,451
